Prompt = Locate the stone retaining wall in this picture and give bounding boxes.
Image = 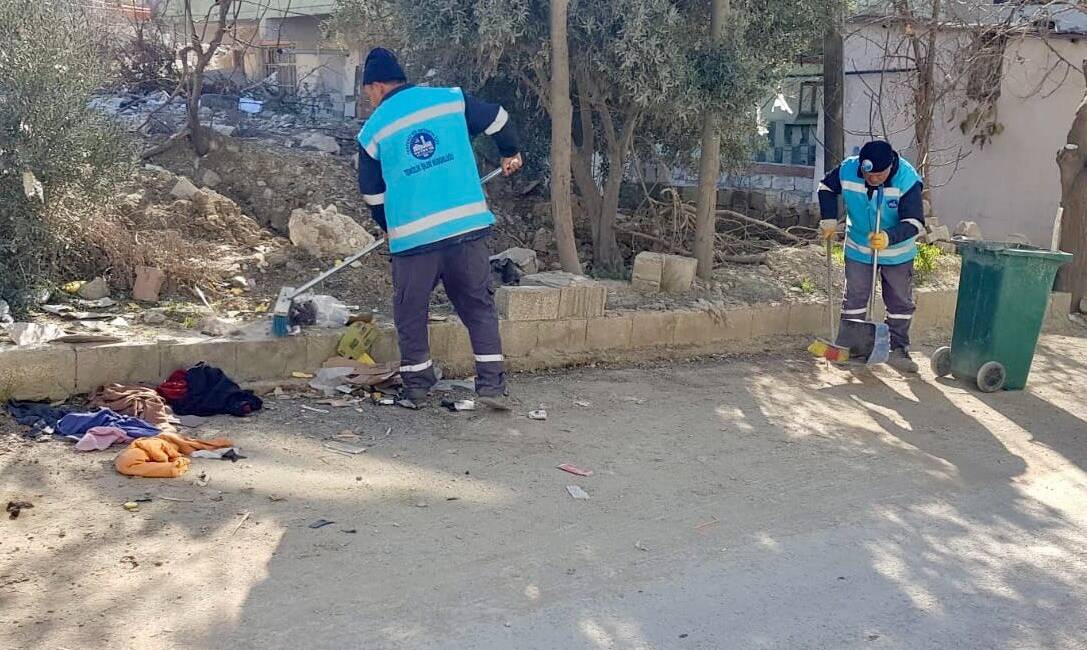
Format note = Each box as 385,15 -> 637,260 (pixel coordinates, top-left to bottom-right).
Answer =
0,290 -> 1074,401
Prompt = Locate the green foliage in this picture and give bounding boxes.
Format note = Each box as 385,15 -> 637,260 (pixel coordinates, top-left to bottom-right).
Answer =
0,0 -> 131,312
795,276 -> 817,295
831,242 -> 846,266
913,242 -> 942,285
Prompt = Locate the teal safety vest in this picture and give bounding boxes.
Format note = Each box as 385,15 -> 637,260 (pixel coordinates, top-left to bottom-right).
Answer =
357,86 -> 494,254
840,156 -> 922,266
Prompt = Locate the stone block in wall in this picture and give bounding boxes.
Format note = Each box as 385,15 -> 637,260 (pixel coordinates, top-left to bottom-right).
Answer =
750,175 -> 773,190
495,286 -> 561,321
770,176 -> 795,191
0,344 -> 76,401
661,255 -> 698,293
795,177 -> 815,194
716,189 -> 733,207
748,192 -> 768,213
632,252 -> 665,292
730,190 -> 750,210
586,314 -> 634,350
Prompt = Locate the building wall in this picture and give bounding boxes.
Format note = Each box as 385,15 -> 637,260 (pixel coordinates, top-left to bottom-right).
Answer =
842,22 -> 1085,246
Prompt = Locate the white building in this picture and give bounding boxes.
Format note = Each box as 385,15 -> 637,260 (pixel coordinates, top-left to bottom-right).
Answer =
838,2 -> 1087,245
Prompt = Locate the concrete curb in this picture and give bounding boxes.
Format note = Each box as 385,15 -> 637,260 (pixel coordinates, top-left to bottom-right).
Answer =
0,290 -> 1075,401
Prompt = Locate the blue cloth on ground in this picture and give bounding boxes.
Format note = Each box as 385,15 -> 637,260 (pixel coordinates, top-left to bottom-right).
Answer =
6,401 -> 73,439
56,408 -> 160,439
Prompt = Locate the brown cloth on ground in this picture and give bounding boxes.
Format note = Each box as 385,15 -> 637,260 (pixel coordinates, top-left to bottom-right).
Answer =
89,383 -> 176,433
114,432 -> 234,478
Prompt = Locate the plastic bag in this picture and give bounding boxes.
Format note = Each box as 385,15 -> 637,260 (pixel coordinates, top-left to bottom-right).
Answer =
306,294 -> 349,328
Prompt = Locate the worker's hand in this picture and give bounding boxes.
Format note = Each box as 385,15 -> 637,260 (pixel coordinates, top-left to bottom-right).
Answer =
501,153 -> 523,176
818,219 -> 839,242
868,231 -> 889,251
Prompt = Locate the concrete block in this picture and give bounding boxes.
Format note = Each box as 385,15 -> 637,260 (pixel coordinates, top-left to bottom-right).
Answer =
914,289 -> 957,330
305,331 -> 342,368
536,319 -> 588,351
499,320 -> 539,357
1046,292 -> 1073,330
586,315 -> 634,350
787,303 -> 830,336
660,254 -> 698,293
234,335 -> 309,382
369,325 -> 400,363
558,284 -> 607,319
431,320 -> 473,367
673,311 -> 724,346
75,342 -> 162,392
495,286 -> 560,321
631,252 -> 664,292
926,225 -> 951,242
0,345 -> 76,401
750,304 -> 790,337
159,340 -> 237,377
630,311 -> 676,348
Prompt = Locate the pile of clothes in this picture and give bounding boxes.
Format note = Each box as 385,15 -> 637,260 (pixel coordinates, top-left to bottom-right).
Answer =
4,362 -> 261,478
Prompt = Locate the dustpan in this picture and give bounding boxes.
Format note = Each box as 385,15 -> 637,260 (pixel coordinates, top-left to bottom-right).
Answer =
834,186 -> 891,366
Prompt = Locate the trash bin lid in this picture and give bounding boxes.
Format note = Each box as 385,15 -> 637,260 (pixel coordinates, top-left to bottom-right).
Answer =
956,239 -> 1073,263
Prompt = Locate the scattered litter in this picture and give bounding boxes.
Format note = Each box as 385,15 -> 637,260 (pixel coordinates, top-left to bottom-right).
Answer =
75,297 -> 116,309
446,497 -> 459,501
441,398 -> 477,412
323,441 -> 368,456
6,500 -> 33,519
341,528 -> 357,534
300,405 -> 330,414
573,400 -> 591,408
157,496 -> 194,503
123,501 -> 140,511
374,395 -> 396,406
192,447 -> 246,462
428,314 -> 448,322
528,410 -> 548,421
565,485 -> 590,500
695,516 -> 720,530
195,472 -> 210,487
9,322 -> 64,346
635,540 -> 650,552
337,321 -> 379,361
622,397 -> 647,405
415,502 -> 428,508
316,398 -> 355,408
336,385 -> 354,395
231,512 -> 251,536
77,277 -> 110,300
333,430 -> 360,439
292,371 -> 315,379
134,496 -> 153,503
268,496 -> 287,502
309,366 -> 357,394
177,415 -> 208,429
557,464 -> 593,477
309,519 -> 335,529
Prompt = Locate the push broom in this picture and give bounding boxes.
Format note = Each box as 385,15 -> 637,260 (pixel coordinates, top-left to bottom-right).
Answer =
271,167 -> 505,337
808,236 -> 850,363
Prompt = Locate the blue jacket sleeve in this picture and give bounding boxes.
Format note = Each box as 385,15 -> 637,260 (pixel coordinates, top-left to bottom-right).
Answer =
463,92 -> 521,158
885,182 -> 925,245
817,166 -> 843,220
358,142 -> 387,232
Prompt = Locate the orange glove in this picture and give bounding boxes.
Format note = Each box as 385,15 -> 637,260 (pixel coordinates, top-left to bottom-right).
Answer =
818,219 -> 839,242
868,231 -> 889,251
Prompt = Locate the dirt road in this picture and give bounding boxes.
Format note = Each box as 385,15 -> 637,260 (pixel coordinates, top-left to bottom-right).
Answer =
3,334 -> 1087,649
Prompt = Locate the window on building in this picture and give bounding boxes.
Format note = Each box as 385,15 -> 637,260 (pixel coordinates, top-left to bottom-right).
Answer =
264,46 -> 297,92
797,81 -> 820,117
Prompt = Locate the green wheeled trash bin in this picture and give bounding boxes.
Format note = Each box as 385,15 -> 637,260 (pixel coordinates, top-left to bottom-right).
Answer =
930,240 -> 1072,392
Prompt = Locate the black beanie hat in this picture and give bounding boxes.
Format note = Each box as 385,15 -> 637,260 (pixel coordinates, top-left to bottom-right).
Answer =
859,140 -> 896,173
363,47 -> 406,86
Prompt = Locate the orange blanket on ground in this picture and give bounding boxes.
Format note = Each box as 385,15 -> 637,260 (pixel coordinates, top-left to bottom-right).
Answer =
114,432 -> 234,478
89,383 -> 176,433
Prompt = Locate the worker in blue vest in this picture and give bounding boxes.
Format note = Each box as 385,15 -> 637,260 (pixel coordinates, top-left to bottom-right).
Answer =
818,140 -> 925,373
356,48 -> 523,409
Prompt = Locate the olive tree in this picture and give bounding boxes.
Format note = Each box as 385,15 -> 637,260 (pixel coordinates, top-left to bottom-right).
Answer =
0,0 -> 130,311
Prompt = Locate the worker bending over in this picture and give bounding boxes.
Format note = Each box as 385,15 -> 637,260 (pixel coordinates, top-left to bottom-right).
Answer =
818,140 -> 924,373
356,48 -> 523,408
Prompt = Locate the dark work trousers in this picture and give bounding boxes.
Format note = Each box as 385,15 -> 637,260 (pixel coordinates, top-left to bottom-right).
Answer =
391,237 -> 505,399
841,258 -> 916,351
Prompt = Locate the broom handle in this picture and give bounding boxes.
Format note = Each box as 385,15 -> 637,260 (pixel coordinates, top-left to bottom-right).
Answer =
867,187 -> 883,319
826,237 -> 836,338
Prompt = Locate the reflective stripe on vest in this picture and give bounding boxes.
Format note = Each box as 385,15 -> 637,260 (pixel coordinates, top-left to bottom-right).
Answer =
357,86 -> 495,253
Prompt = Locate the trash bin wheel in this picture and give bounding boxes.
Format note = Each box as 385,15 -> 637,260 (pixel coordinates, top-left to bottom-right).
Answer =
976,361 -> 1006,393
931,346 -> 952,377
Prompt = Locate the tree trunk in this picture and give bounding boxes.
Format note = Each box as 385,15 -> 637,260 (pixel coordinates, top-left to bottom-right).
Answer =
548,0 -> 582,274
692,0 -> 729,280
822,12 -> 845,171
1056,92 -> 1087,311
595,142 -> 625,272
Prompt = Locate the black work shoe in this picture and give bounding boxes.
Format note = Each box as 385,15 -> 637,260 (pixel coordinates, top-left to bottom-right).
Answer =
888,348 -> 919,373
477,391 -> 512,411
397,392 -> 430,410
